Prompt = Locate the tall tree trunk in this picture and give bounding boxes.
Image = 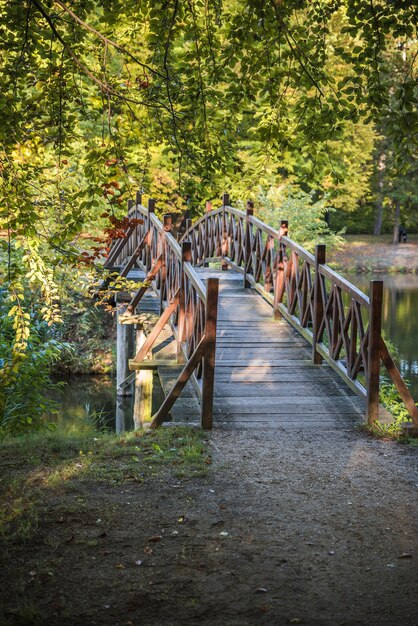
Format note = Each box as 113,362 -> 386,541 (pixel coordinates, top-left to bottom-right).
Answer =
392,199 -> 400,245
373,152 -> 386,235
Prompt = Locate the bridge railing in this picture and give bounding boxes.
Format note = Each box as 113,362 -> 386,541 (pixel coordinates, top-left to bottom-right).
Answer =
105,195 -> 218,429
181,193 -> 418,427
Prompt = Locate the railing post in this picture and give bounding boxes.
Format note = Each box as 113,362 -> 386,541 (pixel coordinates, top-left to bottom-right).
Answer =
279,220 -> 288,238
146,198 -> 155,271
127,199 -> 134,212
136,190 -> 142,206
221,192 -> 229,271
273,219 -> 289,320
116,300 -> 134,397
243,205 -> 254,288
201,277 -> 219,430
366,280 -> 383,425
312,244 -> 326,364
159,215 -> 172,313
177,241 -> 192,362
204,203 -> 212,266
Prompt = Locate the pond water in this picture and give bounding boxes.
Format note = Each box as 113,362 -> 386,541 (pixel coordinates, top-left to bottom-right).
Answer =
51,272 -> 418,430
48,376 -> 133,433
49,373 -> 166,433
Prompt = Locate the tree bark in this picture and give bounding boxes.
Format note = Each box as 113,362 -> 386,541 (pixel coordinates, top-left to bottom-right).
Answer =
373,152 -> 386,235
392,199 -> 400,245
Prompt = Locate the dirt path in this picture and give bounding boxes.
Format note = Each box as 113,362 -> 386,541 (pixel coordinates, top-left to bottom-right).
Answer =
1,428 -> 417,626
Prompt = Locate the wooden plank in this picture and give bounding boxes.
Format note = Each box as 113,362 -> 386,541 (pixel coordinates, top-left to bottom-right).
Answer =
213,417 -> 361,428
129,359 -> 180,370
214,359 -> 315,367
212,399 -> 363,413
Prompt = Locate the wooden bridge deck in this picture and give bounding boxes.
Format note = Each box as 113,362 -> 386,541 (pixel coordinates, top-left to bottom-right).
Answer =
201,269 -> 366,429
132,268 -> 368,429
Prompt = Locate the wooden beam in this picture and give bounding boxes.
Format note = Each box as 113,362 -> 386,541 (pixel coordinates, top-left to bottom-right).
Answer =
366,281 -> 383,424
201,278 -> 219,430
131,290 -> 179,363
129,359 -> 181,370
149,337 -> 206,428
128,254 -> 162,313
312,244 -> 326,365
380,338 -> 418,426
133,327 -> 153,427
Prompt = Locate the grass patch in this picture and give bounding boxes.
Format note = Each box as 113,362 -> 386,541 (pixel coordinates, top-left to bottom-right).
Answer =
0,427 -> 209,544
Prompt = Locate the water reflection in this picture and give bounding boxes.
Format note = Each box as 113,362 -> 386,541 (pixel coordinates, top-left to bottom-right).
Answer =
49,376 -> 133,433
342,272 -> 418,399
49,372 -> 166,433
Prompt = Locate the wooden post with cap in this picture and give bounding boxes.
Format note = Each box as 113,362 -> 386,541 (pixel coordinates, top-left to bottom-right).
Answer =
201,277 -> 219,430
221,193 -> 229,271
159,214 -> 172,313
312,244 -> 326,364
244,203 -> 254,288
366,280 -> 383,424
177,241 -> 192,362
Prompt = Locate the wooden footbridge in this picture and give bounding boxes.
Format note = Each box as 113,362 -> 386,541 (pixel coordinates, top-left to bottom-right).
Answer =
103,193 -> 418,431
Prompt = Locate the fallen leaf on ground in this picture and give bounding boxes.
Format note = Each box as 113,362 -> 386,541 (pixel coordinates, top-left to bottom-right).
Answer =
147,535 -> 163,542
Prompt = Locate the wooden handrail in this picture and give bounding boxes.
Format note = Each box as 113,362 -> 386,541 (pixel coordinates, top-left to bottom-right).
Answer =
180,197 -> 417,427
106,194 -> 218,428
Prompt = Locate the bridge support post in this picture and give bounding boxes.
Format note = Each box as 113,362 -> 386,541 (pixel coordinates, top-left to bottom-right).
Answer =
312,244 -> 326,364
201,278 -> 219,430
244,205 -> 254,288
221,193 -> 229,271
116,302 -> 135,397
366,280 -> 383,425
133,325 -> 153,427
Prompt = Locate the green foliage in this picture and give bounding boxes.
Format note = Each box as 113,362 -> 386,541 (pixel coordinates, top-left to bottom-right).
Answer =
0,285 -> 68,435
257,186 -> 344,253
0,0 -> 416,432
55,288 -> 115,375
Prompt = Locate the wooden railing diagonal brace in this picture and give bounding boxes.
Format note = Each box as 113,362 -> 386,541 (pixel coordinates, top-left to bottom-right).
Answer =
127,254 -> 163,313
149,337 -> 206,428
380,338 -> 418,426
120,230 -> 151,278
131,289 -> 180,364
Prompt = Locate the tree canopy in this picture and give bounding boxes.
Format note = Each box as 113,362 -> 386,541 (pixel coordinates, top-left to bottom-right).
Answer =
0,0 -> 417,402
